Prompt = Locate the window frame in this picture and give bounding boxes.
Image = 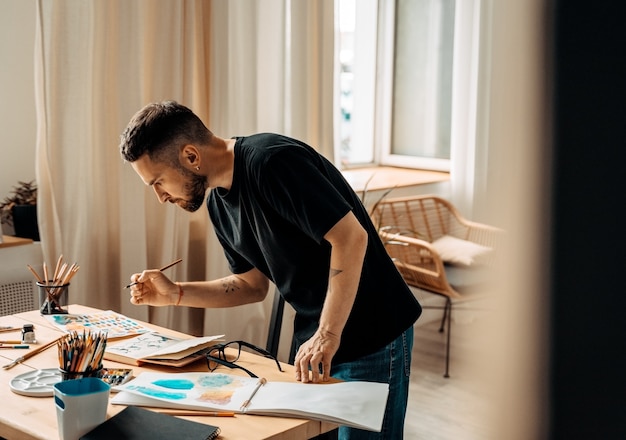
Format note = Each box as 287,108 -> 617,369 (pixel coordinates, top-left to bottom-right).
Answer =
337,0 -> 481,175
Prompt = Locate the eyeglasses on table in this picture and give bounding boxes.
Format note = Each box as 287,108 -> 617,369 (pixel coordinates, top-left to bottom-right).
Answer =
205,340 -> 284,378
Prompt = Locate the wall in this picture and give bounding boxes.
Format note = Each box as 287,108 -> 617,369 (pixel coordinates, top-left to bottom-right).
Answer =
0,0 -> 37,202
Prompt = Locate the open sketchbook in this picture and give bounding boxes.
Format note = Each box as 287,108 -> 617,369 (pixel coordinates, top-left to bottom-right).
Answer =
104,332 -> 224,367
112,372 -> 389,432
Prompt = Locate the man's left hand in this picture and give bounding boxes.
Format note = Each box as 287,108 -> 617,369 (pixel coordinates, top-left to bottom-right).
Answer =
294,329 -> 341,383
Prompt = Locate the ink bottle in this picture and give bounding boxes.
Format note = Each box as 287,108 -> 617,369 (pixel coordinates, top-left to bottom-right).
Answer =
21,324 -> 36,344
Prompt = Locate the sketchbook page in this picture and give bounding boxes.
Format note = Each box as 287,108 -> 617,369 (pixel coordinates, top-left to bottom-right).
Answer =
112,372 -> 261,412
145,334 -> 224,360
111,372 -> 259,412
43,310 -> 151,338
105,333 -> 183,362
105,333 -> 224,363
105,332 -> 223,360
245,381 -> 388,432
111,372 -> 388,432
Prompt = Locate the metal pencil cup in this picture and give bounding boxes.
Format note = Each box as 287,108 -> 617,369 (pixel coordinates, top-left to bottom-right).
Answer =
37,281 -> 69,315
59,366 -> 103,381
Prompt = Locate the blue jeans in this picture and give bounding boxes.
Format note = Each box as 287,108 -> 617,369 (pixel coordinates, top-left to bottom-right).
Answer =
330,326 -> 414,440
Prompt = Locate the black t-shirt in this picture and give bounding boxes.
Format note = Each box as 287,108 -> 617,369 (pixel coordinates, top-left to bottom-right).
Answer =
208,133 -> 421,364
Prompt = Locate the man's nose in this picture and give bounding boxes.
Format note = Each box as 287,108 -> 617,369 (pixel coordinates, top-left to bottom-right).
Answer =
153,186 -> 168,204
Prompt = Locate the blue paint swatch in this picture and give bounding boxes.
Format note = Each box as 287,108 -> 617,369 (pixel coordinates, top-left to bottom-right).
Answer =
198,374 -> 235,388
152,379 -> 195,390
128,385 -> 187,400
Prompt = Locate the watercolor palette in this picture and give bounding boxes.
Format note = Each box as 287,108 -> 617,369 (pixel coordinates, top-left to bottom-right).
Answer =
10,368 -> 62,397
44,310 -> 151,339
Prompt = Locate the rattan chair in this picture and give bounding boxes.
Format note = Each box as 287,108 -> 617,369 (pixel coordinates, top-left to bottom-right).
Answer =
374,195 -> 503,377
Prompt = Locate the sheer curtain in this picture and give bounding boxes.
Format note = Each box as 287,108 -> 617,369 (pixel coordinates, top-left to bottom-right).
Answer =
209,0 -> 334,153
34,0 -> 334,359
449,0 -> 485,218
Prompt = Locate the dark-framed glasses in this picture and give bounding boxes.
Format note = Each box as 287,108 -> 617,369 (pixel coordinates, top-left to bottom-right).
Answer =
206,340 -> 284,378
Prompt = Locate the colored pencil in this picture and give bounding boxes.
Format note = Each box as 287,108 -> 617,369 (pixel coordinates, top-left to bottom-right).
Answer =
57,330 -> 107,373
154,410 -> 236,417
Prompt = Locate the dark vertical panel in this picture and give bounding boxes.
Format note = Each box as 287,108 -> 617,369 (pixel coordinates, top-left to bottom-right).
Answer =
550,1 -> 626,438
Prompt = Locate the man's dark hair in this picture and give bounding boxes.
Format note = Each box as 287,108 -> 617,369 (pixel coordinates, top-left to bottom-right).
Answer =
119,100 -> 212,163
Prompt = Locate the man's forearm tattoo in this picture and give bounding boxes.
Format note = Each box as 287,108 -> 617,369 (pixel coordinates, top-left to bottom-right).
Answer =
222,277 -> 240,293
329,268 -> 343,280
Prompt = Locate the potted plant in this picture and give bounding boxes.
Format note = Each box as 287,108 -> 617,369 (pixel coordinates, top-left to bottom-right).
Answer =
0,180 -> 39,240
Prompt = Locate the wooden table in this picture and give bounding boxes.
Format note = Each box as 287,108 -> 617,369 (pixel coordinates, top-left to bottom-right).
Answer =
0,305 -> 337,440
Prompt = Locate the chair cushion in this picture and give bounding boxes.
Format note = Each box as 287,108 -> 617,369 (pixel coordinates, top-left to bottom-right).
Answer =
444,264 -> 494,292
431,235 -> 492,266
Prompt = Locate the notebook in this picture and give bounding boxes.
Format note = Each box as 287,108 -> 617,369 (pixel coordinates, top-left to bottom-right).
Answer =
79,406 -> 220,440
104,332 -> 224,367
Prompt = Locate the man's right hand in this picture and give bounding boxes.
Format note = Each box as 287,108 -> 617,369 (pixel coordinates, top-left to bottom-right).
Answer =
128,270 -> 179,306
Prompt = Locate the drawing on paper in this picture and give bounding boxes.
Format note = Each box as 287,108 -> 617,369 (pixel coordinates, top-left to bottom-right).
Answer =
107,333 -> 174,356
124,373 -> 247,406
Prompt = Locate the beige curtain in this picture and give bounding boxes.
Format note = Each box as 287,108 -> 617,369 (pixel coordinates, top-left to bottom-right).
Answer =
35,0 -> 213,334
34,0 -> 334,360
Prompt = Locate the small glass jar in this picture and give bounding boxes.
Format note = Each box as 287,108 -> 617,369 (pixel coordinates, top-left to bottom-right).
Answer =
21,324 -> 36,344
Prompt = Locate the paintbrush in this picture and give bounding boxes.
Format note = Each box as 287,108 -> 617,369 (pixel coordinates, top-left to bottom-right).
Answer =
0,326 -> 23,333
2,335 -> 64,370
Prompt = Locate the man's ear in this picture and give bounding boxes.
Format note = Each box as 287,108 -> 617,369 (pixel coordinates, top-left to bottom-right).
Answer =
180,144 -> 200,169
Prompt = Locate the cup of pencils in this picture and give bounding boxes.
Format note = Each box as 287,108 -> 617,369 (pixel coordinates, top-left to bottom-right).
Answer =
57,331 -> 107,381
28,255 -> 79,315
37,282 -> 70,315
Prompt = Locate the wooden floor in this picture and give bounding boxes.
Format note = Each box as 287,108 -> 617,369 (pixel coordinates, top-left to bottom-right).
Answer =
405,311 -> 494,439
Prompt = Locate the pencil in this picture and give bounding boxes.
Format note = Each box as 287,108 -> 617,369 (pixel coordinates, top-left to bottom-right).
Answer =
155,410 -> 236,417
124,258 -> 183,288
240,377 -> 267,412
53,255 -> 63,283
43,262 -> 49,285
26,265 -> 44,283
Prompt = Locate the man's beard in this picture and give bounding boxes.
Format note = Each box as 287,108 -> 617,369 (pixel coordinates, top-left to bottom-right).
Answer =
176,170 -> 207,212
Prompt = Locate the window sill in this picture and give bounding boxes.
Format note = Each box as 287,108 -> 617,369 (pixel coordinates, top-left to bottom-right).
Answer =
341,166 -> 449,193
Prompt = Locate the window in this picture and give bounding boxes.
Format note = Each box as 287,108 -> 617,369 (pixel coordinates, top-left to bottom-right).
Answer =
337,0 -> 467,172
